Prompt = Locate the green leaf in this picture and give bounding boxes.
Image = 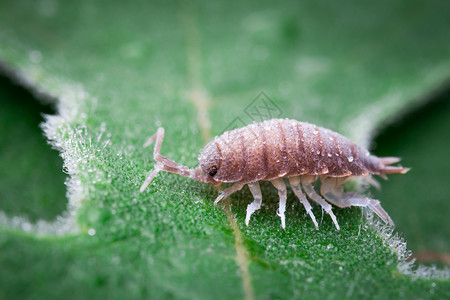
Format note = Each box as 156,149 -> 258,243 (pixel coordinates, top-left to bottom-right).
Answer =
0,0 -> 449,299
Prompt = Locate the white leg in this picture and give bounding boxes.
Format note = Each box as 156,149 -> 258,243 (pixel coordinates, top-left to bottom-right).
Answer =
271,178 -> 287,229
214,183 -> 245,204
302,182 -> 340,230
323,190 -> 394,226
288,176 -> 319,229
320,176 -> 394,225
245,182 -> 263,226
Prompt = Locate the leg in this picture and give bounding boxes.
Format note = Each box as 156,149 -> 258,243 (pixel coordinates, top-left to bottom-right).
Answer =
323,191 -> 394,226
271,178 -> 287,229
302,181 -> 340,230
245,182 -> 263,226
214,183 -> 245,204
320,177 -> 394,226
320,176 -> 348,208
288,176 -> 319,230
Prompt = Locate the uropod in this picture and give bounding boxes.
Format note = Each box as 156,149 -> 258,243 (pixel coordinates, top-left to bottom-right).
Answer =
140,118 -> 409,229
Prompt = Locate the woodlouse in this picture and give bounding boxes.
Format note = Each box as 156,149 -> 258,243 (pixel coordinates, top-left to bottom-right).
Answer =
140,118 -> 409,229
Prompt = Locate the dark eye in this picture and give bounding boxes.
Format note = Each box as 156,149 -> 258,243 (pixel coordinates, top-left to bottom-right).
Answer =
208,167 -> 217,176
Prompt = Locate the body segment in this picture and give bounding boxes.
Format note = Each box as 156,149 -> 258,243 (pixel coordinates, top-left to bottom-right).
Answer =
199,119 -> 406,183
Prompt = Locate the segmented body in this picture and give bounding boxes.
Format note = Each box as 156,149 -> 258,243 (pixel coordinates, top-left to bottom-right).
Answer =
199,119 -> 388,183
140,118 -> 408,229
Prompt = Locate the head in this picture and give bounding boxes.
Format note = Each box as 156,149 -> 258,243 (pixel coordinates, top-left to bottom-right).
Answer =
198,141 -> 221,181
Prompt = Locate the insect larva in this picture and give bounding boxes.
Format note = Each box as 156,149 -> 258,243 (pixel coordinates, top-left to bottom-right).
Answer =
140,118 -> 409,229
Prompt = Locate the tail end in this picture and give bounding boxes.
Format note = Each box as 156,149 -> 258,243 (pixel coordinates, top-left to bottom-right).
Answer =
378,157 -> 410,175
381,166 -> 410,174
379,157 -> 401,165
